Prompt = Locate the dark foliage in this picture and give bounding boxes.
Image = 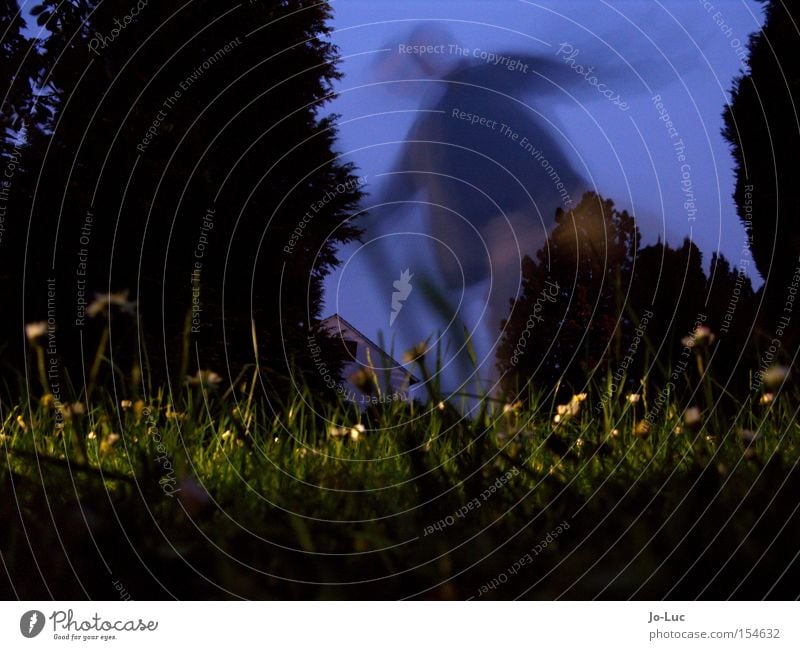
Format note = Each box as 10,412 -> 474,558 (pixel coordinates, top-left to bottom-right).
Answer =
497,192 -> 758,403
723,0 -> 800,331
497,192 -> 638,396
0,0 -> 362,399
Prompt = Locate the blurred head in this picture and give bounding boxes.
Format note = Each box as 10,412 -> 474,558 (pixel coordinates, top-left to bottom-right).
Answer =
372,22 -> 457,93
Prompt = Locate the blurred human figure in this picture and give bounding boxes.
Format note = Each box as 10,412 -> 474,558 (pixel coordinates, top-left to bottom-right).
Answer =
352,24 -> 647,395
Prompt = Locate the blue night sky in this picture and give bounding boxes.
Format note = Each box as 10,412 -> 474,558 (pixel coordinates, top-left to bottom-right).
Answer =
320,0 -> 766,379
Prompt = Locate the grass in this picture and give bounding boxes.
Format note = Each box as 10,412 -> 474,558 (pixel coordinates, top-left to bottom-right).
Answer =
1,347 -> 798,599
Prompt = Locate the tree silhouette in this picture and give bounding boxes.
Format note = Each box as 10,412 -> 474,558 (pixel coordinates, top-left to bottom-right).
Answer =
497,192 -> 639,397
3,1 -> 363,397
0,2 -> 51,382
704,251 -> 759,393
1,1 -> 36,138
723,0 -> 800,334
498,193 -> 758,403
631,238 -> 706,362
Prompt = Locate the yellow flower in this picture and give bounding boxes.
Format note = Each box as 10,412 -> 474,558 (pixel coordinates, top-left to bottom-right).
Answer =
166,407 -> 186,421
759,393 -> 774,405
555,394 -> 584,421
684,407 -> 702,428
328,426 -> 347,438
348,367 -> 378,395
99,433 -> 120,455
86,291 -> 136,318
25,321 -> 47,343
187,370 -> 222,390
634,420 -> 651,437
403,341 -> 428,364
61,402 -> 85,419
682,325 -> 716,348
626,393 -> 641,404
763,365 -> 788,390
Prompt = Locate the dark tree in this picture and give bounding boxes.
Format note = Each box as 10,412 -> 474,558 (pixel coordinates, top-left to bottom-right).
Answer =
704,251 -> 759,392
0,2 -> 52,383
723,0 -> 800,330
498,193 -> 758,403
0,1 -> 40,137
4,1 -> 362,398
631,238 -> 706,361
497,192 -> 639,397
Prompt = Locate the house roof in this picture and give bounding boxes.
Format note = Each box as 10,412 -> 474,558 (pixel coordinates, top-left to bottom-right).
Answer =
320,313 -> 420,385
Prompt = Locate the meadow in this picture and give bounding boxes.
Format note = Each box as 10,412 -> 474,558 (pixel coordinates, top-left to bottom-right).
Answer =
2,346 -> 797,600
